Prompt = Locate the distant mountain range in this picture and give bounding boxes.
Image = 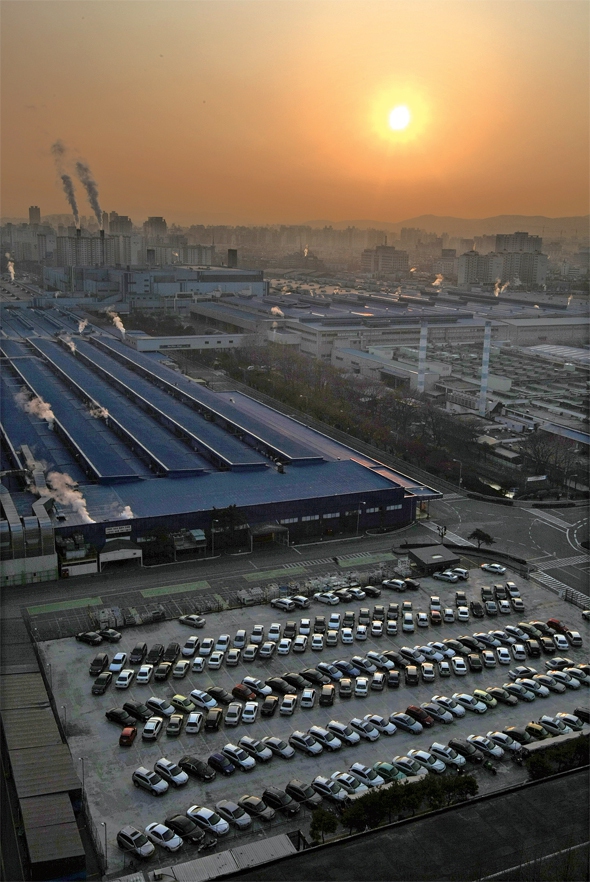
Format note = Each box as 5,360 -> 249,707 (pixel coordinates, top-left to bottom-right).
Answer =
304,214 -> 589,237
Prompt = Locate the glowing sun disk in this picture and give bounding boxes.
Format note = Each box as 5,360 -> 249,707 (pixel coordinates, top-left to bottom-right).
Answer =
389,105 -> 411,130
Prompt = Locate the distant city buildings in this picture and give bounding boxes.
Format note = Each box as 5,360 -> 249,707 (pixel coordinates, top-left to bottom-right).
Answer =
458,233 -> 548,286
28,205 -> 41,225
361,244 -> 409,275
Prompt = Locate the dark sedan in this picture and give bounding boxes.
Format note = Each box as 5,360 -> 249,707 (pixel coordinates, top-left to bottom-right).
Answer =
470,601 -> 485,619
265,677 -> 293,695
281,672 -> 308,691
262,787 -> 301,816
76,631 -> 103,646
300,668 -> 330,686
91,671 -> 112,695
165,814 -> 207,845
208,687 -> 233,706
237,795 -> 275,821
261,695 -> 279,717
448,738 -> 483,764
285,778 -> 323,808
208,753 -> 236,776
232,684 -> 257,702
486,686 -> 518,707
105,707 -> 135,727
178,755 -> 216,781
406,705 -> 434,728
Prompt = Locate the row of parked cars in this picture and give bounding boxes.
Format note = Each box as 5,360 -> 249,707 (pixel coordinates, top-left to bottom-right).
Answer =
117,701 -> 590,859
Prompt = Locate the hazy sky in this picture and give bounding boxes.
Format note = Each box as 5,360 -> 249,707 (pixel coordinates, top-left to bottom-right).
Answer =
2,0 -> 588,225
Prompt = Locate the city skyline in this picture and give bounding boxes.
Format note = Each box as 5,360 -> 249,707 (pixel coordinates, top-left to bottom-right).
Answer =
2,0 -> 589,225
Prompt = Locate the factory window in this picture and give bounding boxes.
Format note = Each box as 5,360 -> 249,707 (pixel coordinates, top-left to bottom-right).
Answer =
302,515 -> 320,522
322,512 -> 339,519
386,504 -> 403,511
345,510 -> 358,516
366,507 -> 379,514
280,517 -> 298,524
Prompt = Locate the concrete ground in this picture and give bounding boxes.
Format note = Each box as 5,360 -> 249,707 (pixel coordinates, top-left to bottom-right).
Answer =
38,564 -> 589,879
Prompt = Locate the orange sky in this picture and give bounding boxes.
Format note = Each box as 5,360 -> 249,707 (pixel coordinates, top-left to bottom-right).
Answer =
2,0 -> 588,225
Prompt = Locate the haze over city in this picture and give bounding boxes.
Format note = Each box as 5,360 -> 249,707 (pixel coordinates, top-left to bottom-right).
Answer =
2,0 -> 589,226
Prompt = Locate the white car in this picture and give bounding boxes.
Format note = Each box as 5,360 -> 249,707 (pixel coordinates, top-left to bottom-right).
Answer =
354,677 -> 369,697
481,563 -> 506,575
226,648 -> 241,666
144,823 -> 183,852
185,712 -> 204,734
363,713 -> 397,735
402,613 -> 415,633
181,636 -> 200,657
215,635 -> 231,653
467,735 -> 504,758
457,606 -> 470,622
386,620 -> 398,636
191,657 -> 205,673
452,693 -> 487,713
242,701 -> 259,723
431,694 -> 466,717
486,731 -> 521,752
482,650 -> 497,668
553,634 -> 569,651
341,628 -> 354,644
497,647 -> 511,665
348,588 -> 366,600
115,669 -> 135,689
186,806 -> 230,837
154,757 -> 189,787
280,694 -> 298,715
416,612 -> 429,628
299,619 -> 311,635
225,703 -> 243,727
349,717 -> 380,741
270,597 -> 296,611
498,600 -> 512,615
109,652 -> 127,673
277,638 -> 292,655
311,634 -> 324,651
268,623 -> 282,642
291,596 -> 311,609
293,635 -> 308,652
443,608 -> 455,623
172,660 -> 190,678
331,771 -> 368,795
512,644 -> 527,661
407,749 -> 446,774
348,762 -> 385,787
433,570 -> 458,583
451,656 -> 468,676
371,620 -> 384,638
314,592 -> 340,605
301,688 -> 317,708
355,624 -> 368,641
136,664 -> 154,684
208,651 -> 224,669
199,638 -> 214,656
326,720 -> 361,746
328,613 -> 341,630
242,676 -> 272,696
250,625 -> 265,644
308,726 -> 343,751
189,689 -> 217,710
429,743 -> 466,768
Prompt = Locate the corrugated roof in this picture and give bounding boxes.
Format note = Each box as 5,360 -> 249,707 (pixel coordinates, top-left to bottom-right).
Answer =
20,792 -> 73,828
11,744 -> 80,799
231,836 -> 298,869
0,673 -> 49,710
25,822 -> 85,864
159,835 -> 297,882
2,707 -> 62,749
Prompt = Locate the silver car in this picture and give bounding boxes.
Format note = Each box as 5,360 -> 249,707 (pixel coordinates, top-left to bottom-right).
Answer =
215,800 -> 252,830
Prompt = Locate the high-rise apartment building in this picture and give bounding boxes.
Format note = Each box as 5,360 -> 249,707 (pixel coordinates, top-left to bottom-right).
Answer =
29,206 -> 41,225
495,231 -> 542,253
143,216 -> 168,239
361,245 -> 409,275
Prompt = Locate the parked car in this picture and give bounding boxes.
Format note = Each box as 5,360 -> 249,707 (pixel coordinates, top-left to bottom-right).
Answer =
186,806 -> 229,837
262,736 -> 296,759
117,825 -> 155,858
262,787 -> 301,816
92,671 -> 113,695
285,778 -> 323,807
178,755 -> 216,780
178,614 -> 206,628
132,766 -> 168,795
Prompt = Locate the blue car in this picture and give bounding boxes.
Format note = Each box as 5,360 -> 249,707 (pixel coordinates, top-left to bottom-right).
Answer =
207,753 -> 235,776
334,660 -> 361,678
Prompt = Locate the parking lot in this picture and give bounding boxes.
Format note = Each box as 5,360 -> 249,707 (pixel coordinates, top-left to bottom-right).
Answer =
39,563 -> 589,877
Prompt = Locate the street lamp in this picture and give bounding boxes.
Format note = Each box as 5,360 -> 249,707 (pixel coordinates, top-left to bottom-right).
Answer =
356,502 -> 367,537
61,705 -> 67,734
79,757 -> 85,795
453,458 -> 463,487
101,822 -> 108,872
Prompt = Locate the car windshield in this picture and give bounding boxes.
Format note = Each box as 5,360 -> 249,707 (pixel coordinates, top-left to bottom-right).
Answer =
209,813 -> 221,824
162,828 -> 175,841
168,764 -> 181,775
236,749 -> 248,760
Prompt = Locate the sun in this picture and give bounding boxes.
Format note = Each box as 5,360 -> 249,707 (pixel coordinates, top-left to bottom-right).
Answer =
389,105 -> 411,131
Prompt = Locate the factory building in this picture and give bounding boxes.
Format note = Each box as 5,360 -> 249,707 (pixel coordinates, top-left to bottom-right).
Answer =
0,304 -> 439,584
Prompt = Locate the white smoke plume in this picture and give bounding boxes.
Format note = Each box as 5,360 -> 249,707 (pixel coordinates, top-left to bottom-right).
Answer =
15,388 -> 55,428
500,281 -> 510,294
75,160 -> 102,228
51,141 -> 80,227
410,267 -> 417,273
5,252 -> 15,282
567,295 -> 573,307
493,278 -> 501,297
303,245 -> 309,258
46,471 -> 95,523
118,505 -> 134,519
63,334 -> 76,354
270,306 -> 284,317
106,308 -> 126,335
78,318 -> 88,333
88,404 -> 109,420
432,274 -> 444,287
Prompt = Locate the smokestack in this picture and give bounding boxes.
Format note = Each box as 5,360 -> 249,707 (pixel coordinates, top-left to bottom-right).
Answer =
479,321 -> 492,417
100,228 -> 105,265
76,227 -> 81,238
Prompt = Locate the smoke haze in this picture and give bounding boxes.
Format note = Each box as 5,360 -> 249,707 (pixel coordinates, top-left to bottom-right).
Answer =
46,471 -> 95,523
75,160 -> 102,227
15,388 -> 55,428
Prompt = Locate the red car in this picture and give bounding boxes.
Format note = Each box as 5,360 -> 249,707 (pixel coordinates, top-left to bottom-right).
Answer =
546,618 -> 568,636
119,726 -> 137,746
405,705 -> 434,728
429,610 -> 442,626
231,683 -> 257,702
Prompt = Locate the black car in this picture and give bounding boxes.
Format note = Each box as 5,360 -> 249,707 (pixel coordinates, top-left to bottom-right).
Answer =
467,653 -> 483,672
459,636 -> 484,653
574,706 -> 590,724
208,753 -> 235,776
382,651 -> 409,670
208,687 -> 233,706
539,636 -> 556,654
363,585 -> 381,598
266,677 -> 293,695
76,631 -> 103,646
300,668 -> 330,686
502,726 -> 532,745
154,662 -> 173,681
448,738 -> 484,764
262,787 -> 301,816
386,603 -> 399,620
285,778 -> 323,808
89,653 -> 109,676
470,601 -> 485,619
164,814 -> 207,845
314,616 -> 326,634
163,642 -> 181,663
178,755 -> 216,781
525,639 -> 541,658
261,695 -> 279,717
335,588 -> 353,602
98,628 -> 122,643
443,639 -> 470,656
486,686 -> 518,706
204,708 -> 224,732
122,700 -> 151,722
387,670 -> 400,688
91,671 -> 112,694
283,621 -> 298,640
105,707 -> 135,727
282,672 -> 307,691
237,795 -> 275,821
404,579 -> 420,591
146,644 -> 164,665
129,642 -> 147,665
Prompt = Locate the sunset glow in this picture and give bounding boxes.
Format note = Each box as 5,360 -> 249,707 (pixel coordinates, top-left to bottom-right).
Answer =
389,105 -> 411,131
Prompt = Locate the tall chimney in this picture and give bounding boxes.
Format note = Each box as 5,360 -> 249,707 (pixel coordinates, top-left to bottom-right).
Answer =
76,228 -> 82,238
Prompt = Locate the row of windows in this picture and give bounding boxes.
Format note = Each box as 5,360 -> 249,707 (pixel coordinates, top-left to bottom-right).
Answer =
280,504 -> 403,525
